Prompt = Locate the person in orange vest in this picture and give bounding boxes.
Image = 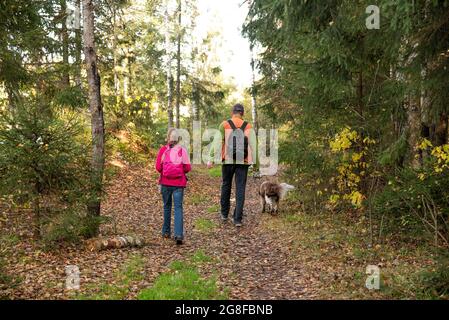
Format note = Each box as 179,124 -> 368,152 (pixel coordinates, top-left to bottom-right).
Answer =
207,104 -> 257,227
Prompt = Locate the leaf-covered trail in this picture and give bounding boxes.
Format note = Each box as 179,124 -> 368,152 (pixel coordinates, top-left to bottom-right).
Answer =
102,164 -> 316,299
4,164 -> 319,299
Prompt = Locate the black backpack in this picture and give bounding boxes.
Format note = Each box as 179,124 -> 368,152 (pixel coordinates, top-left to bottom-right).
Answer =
226,120 -> 249,162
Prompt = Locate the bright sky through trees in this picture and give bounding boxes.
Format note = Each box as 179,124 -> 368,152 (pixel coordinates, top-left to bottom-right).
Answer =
196,0 -> 253,92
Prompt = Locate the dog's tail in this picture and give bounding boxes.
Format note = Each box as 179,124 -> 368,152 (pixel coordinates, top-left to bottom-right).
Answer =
279,183 -> 295,199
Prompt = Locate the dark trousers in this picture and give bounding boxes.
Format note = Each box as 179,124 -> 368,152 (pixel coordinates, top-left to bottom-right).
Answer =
220,164 -> 249,223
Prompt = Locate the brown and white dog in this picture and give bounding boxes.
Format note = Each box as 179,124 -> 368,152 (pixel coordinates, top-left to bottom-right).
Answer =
259,181 -> 295,214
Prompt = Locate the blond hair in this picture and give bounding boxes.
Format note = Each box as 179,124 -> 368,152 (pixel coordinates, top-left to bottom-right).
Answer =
166,128 -> 180,146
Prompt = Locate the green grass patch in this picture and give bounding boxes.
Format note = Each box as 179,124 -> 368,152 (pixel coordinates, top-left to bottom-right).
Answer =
73,255 -> 145,300
190,250 -> 214,264
208,166 -> 222,178
104,164 -> 121,182
207,204 -> 220,214
189,194 -> 209,205
0,234 -> 20,247
283,213 -> 302,224
137,257 -> 226,300
194,218 -> 217,233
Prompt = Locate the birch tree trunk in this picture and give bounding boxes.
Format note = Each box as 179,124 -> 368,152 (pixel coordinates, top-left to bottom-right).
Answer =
164,1 -> 174,129
127,47 -> 134,98
60,0 -> 70,87
82,0 -> 105,228
192,82 -> 199,122
74,0 -> 82,87
175,0 -> 182,128
123,53 -> 129,100
112,6 -> 120,104
167,75 -> 174,128
250,56 -> 258,135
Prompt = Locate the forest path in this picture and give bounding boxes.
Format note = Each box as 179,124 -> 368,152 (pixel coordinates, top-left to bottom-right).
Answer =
5,164 -> 318,299
102,164 -> 315,299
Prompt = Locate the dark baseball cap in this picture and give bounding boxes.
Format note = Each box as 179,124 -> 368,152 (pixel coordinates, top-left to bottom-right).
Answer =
232,103 -> 245,115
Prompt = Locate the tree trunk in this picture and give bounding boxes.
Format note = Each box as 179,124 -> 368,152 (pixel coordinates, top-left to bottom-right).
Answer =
164,1 -> 174,129
390,65 -> 401,138
168,75 -> 174,128
127,47 -> 133,98
123,53 -> 129,100
82,0 -> 105,228
192,82 -> 199,122
74,0 -> 82,87
251,56 -> 258,135
175,0 -> 182,128
112,6 -> 120,103
61,0 -> 70,87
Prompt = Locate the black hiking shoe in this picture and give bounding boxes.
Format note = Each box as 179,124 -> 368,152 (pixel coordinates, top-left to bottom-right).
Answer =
234,222 -> 243,227
175,237 -> 183,245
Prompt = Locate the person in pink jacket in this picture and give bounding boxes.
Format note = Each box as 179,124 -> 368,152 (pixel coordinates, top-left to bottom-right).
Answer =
155,128 -> 191,245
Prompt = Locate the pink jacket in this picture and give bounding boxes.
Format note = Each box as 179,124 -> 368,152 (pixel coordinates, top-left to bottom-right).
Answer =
155,145 -> 191,187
